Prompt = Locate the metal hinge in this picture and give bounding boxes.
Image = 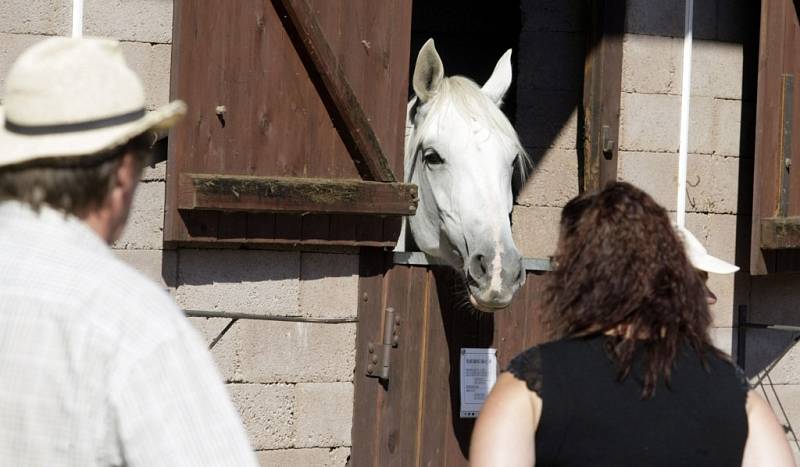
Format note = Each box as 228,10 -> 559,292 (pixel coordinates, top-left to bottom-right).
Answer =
365,307 -> 400,381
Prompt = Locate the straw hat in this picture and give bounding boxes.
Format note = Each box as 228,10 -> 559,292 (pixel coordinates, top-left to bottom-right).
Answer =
0,36 -> 186,168
675,225 -> 739,274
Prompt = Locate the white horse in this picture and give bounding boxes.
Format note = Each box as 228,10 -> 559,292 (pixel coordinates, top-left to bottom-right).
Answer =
402,39 -> 530,312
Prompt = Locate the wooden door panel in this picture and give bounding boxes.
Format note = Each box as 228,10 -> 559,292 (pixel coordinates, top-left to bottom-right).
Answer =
353,253 -> 547,467
165,0 -> 413,245
752,0 -> 800,272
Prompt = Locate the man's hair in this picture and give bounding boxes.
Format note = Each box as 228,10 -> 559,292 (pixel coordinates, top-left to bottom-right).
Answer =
0,133 -> 153,216
542,181 -> 716,398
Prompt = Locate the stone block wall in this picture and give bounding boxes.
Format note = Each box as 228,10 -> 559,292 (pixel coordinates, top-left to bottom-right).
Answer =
0,2 -> 356,465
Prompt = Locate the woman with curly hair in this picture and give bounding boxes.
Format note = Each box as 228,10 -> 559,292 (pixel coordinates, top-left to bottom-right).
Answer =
470,182 -> 793,466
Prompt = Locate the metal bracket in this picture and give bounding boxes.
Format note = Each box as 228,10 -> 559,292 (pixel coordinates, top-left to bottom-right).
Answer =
601,124 -> 615,160
366,307 -> 400,381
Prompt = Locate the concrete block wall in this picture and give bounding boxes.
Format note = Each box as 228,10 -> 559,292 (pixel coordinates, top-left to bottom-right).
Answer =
512,0 -> 583,259
618,0 -> 748,350
0,3 -> 355,465
621,1 -> 800,460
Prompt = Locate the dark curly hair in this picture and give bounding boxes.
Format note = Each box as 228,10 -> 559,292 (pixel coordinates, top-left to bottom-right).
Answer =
542,182 -> 715,397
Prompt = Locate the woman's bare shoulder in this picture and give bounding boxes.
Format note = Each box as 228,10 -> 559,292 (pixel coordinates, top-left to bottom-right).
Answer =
470,373 -> 542,467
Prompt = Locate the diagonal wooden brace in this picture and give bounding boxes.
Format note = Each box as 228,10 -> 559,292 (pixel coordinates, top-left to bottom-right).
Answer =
271,0 -> 397,182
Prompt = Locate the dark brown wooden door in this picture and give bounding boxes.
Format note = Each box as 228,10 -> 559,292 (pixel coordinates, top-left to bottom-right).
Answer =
751,0 -> 800,273
165,0 -> 414,247
352,252 -> 547,467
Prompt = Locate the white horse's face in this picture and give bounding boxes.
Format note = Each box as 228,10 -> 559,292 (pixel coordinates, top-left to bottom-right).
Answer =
405,39 -> 527,311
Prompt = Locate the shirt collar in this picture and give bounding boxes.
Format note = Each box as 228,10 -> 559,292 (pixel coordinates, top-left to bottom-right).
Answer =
0,201 -> 111,256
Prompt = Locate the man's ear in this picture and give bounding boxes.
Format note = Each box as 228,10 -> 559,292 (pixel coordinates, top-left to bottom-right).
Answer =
115,152 -> 140,192
103,152 -> 142,243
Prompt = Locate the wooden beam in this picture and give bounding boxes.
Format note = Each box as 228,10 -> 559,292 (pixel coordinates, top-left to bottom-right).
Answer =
761,217 -> 800,249
582,0 -> 624,192
179,173 -> 418,216
271,0 -> 397,182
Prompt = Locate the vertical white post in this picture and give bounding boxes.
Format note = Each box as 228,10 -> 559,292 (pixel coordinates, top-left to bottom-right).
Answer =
676,0 -> 693,227
72,0 -> 84,38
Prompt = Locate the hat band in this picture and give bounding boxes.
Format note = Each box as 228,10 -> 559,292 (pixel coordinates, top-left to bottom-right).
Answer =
4,109 -> 146,136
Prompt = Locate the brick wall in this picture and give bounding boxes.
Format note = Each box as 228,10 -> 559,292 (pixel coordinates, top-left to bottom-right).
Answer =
0,2 -> 356,465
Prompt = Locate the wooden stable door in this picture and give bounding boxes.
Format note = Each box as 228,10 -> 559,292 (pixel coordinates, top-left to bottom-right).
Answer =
166,0 -> 414,248
352,252 -> 547,467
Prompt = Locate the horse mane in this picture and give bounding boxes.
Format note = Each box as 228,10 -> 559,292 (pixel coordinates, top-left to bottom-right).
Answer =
409,76 -> 532,197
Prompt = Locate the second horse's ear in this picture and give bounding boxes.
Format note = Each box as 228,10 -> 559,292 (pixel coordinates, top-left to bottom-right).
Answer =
413,39 -> 444,103
482,49 -> 513,105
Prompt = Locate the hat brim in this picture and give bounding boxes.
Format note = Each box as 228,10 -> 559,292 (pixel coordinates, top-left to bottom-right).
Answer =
0,100 -> 186,168
690,253 -> 740,274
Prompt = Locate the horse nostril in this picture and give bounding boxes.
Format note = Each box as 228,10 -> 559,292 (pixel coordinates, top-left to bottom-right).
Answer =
469,254 -> 488,282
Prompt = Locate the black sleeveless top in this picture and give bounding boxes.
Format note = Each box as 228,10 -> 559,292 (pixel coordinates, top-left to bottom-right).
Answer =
506,335 -> 749,466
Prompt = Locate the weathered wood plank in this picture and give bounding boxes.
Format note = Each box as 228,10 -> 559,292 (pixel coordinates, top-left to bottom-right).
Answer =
417,268 -> 451,465
351,250 -> 391,467
760,216 -> 800,249
377,265 -> 411,467
178,173 -> 418,215
582,0 -> 624,192
271,0 -> 398,182
752,0 -> 789,272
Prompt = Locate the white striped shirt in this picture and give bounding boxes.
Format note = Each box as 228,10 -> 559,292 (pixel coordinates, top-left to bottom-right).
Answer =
0,202 -> 258,467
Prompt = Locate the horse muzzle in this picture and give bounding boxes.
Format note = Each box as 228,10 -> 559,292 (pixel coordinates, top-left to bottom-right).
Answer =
465,249 -> 525,312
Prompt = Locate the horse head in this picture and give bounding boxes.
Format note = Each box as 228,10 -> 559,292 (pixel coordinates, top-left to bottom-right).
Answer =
404,39 -> 530,312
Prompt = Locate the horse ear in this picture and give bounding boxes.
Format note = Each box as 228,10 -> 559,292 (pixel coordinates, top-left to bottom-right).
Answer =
482,49 -> 513,105
413,39 -> 444,103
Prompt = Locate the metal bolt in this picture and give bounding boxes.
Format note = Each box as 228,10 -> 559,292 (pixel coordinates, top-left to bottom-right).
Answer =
786,158 -> 792,169
393,335 -> 399,346
367,364 -> 375,374
371,355 -> 378,364
395,315 -> 400,325
215,105 -> 227,115
363,293 -> 369,302
368,344 -> 374,353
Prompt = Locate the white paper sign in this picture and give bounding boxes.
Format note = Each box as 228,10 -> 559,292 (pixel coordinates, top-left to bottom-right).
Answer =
459,347 -> 498,418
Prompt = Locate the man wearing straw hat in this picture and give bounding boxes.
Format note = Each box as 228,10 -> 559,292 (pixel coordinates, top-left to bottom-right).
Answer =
0,38 -> 257,466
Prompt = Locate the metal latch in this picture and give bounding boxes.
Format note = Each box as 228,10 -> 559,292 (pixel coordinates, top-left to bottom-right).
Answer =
366,307 -> 400,381
601,125 -> 615,160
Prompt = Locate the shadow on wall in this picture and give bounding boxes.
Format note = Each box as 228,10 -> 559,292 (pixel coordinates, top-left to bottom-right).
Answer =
170,250 -> 359,287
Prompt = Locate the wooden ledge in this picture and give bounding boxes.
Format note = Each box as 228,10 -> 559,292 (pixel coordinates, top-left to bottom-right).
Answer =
761,217 -> 800,249
178,173 -> 418,216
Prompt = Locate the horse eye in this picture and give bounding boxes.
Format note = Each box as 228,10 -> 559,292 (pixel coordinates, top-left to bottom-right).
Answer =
423,149 -> 444,165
